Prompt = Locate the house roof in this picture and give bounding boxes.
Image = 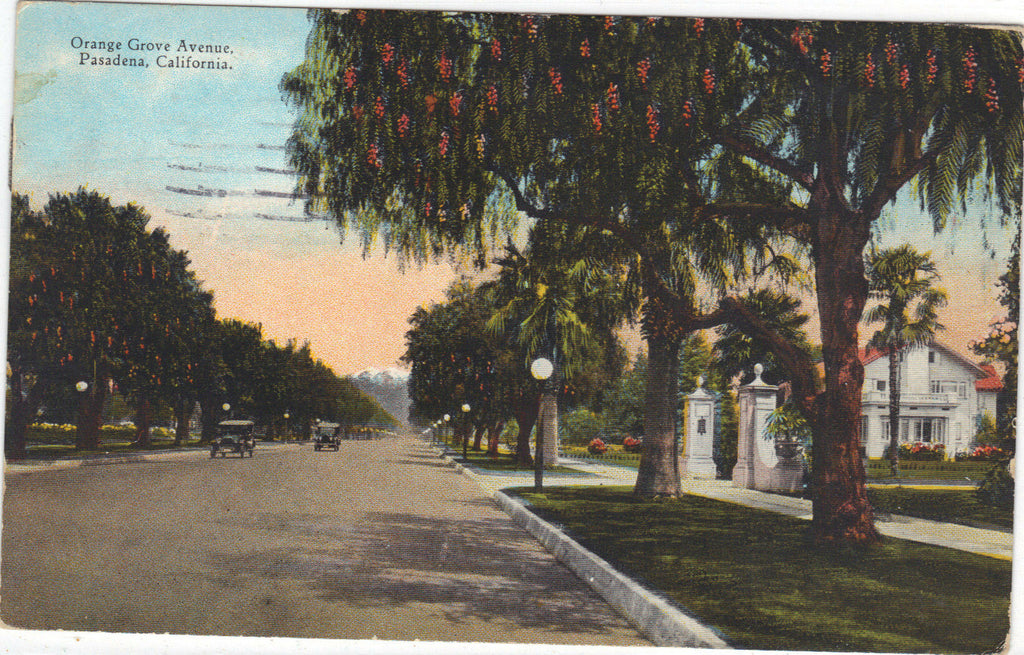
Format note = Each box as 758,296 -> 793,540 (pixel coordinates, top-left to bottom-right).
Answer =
857,341 -> 1003,392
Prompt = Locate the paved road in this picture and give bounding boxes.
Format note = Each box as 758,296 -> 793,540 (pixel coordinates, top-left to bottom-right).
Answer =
2,436 -> 648,646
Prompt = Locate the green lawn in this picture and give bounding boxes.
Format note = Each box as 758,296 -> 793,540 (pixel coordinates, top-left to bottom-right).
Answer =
23,439 -> 205,459
454,450 -> 579,473
868,487 -> 1012,530
515,485 -> 1011,653
866,459 -> 994,481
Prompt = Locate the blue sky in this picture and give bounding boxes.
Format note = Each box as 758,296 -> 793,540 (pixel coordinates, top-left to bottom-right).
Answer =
8,1 -> 1019,375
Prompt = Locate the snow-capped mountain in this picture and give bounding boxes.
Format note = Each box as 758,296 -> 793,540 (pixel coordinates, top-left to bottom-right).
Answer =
350,367 -> 411,425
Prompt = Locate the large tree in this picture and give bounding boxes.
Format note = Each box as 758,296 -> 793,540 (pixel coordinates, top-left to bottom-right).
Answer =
283,11 -> 1021,544
864,245 -> 948,475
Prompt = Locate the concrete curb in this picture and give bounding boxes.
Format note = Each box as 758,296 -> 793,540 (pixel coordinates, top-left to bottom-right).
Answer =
436,448 -> 729,648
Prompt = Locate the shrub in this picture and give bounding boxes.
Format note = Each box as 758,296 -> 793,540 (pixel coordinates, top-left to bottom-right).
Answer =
622,436 -> 643,453
977,461 -> 1014,509
588,438 -> 608,455
956,445 -> 1007,462
559,409 -> 604,446
887,442 -> 946,461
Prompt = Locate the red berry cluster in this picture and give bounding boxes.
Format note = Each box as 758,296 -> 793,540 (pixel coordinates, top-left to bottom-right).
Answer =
397,58 -> 409,88
380,42 -> 394,65
735,19 -> 743,32
927,50 -> 938,85
606,82 -> 619,111
373,96 -> 386,120
702,67 -> 716,94
604,16 -> 615,35
523,16 -> 538,41
985,78 -> 1000,112
863,54 -> 876,87
819,49 -> 831,77
366,143 -> 381,168
693,18 -> 704,38
580,39 -> 591,58
636,58 -> 651,87
397,113 -> 410,138
355,10 -> 366,25
884,40 -> 899,64
491,39 -> 502,62
549,68 -> 564,94
591,103 -> 602,133
487,85 -> 499,112
344,66 -> 357,90
681,100 -> 694,127
438,131 -> 450,157
353,105 -> 364,121
449,91 -> 463,115
438,51 -> 452,82
790,26 -> 813,55
899,64 -> 910,90
646,17 -> 658,27
962,47 -> 978,94
646,104 -> 659,142
424,201 -> 432,217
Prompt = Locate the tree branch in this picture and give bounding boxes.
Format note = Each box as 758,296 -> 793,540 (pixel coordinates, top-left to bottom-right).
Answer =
715,132 -> 816,192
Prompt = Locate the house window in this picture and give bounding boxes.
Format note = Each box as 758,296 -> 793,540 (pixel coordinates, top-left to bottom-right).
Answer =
876,380 -> 886,392
931,380 -> 961,396
959,382 -> 967,399
928,351 -> 936,363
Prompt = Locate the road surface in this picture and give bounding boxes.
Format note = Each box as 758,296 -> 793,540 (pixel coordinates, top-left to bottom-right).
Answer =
2,435 -> 648,646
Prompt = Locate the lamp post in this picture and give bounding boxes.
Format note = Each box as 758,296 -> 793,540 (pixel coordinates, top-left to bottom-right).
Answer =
461,402 -> 471,460
284,411 -> 290,440
531,357 -> 554,491
443,413 -> 450,449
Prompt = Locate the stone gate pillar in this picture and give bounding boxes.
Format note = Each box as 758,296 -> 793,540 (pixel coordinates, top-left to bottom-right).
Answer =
733,364 -> 778,489
682,376 -> 717,478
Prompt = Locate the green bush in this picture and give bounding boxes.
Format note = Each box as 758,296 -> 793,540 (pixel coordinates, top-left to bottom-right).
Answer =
977,461 -> 1015,509
559,409 -> 604,446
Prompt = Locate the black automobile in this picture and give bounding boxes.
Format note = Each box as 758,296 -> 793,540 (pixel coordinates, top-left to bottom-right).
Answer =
211,420 -> 256,458
314,422 -> 341,451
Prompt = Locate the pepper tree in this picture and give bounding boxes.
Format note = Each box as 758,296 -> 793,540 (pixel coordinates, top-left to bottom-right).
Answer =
282,11 -> 1021,545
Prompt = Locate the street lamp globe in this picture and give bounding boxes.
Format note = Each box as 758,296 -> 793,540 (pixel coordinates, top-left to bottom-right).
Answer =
222,403 -> 231,412
75,381 -> 89,393
284,412 -> 290,420
531,357 -> 553,381
443,414 -> 450,422
461,403 -> 470,413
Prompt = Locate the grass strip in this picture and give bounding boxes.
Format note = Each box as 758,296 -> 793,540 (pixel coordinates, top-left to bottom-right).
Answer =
868,487 -> 1012,530
515,485 -> 1010,653
454,450 -> 578,473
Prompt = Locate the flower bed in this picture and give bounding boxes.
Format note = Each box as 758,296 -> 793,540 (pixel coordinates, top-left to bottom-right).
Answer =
885,442 -> 946,461
955,444 -> 1008,462
622,436 -> 643,453
587,437 -> 608,454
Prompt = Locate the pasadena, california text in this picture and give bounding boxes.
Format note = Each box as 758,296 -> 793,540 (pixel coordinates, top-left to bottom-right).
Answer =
71,37 -> 235,70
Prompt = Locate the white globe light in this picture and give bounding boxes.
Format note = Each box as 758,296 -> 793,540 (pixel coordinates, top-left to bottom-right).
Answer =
222,403 -> 231,412
444,414 -> 450,422
75,381 -> 88,393
461,403 -> 471,413
531,357 -> 554,381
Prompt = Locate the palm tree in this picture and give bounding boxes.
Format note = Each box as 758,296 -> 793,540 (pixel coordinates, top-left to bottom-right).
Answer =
486,225 -> 630,467
864,245 -> 948,476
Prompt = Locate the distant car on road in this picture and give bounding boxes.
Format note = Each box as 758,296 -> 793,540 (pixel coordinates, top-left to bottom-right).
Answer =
211,420 -> 256,458
314,422 -> 341,451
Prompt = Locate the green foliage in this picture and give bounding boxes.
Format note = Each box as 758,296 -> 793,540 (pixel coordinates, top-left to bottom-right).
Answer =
976,461 -> 1015,509
600,349 -> 646,439
559,408 -> 603,446
973,412 -> 999,447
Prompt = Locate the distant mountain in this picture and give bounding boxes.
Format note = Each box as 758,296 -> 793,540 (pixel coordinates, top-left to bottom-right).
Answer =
350,368 -> 411,426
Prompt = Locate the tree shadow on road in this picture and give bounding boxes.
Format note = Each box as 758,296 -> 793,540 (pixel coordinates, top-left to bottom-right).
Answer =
205,510 -> 637,637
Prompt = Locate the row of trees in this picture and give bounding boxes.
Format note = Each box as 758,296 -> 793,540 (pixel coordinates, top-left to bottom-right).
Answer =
282,12 -> 1021,545
6,190 -> 394,457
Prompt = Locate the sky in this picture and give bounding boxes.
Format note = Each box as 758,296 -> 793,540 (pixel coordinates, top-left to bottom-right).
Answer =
7,0 -> 1019,379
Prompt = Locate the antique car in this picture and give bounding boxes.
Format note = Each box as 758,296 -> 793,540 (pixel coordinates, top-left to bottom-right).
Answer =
313,422 -> 341,451
211,420 -> 256,458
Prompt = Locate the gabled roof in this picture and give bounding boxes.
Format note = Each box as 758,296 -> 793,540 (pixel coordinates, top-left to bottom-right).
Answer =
858,341 -> 1003,391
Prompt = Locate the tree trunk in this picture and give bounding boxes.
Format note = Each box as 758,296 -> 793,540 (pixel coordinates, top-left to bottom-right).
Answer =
635,333 -> 682,497
174,398 -> 193,446
198,396 -> 219,442
513,394 -> 539,466
134,396 -> 152,446
5,371 -> 47,459
888,351 -> 901,476
74,378 -> 108,451
472,424 -> 484,451
810,214 -> 881,546
486,420 -> 504,455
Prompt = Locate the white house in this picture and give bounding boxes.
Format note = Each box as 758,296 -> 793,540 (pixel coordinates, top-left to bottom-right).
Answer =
859,341 -> 1002,458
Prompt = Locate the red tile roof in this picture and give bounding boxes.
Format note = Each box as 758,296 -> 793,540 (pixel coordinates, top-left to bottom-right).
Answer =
976,364 -> 1004,391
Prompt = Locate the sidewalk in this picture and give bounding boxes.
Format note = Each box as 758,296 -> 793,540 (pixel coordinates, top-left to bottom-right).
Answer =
439,447 -> 1013,560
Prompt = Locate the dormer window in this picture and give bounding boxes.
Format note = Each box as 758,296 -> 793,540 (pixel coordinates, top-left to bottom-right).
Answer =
928,351 -> 936,363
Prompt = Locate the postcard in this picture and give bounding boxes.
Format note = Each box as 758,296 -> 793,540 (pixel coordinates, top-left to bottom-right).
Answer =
4,1 -> 1021,654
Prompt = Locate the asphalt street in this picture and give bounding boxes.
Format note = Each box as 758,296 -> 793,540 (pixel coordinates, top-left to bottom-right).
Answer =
1,436 -> 649,646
